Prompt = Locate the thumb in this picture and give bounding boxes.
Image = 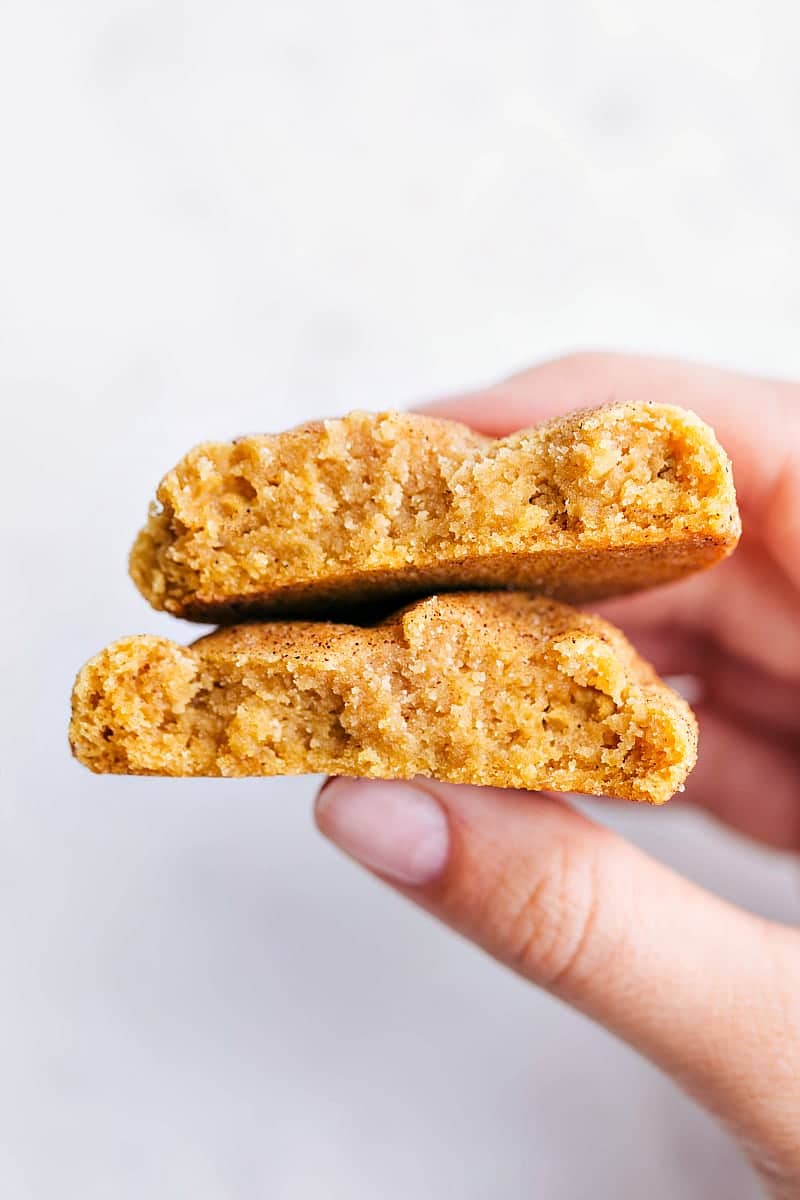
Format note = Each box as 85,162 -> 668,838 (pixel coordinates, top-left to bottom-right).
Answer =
315,777 -> 800,1188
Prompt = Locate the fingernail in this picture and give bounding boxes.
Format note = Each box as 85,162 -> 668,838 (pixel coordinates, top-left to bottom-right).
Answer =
315,779 -> 449,885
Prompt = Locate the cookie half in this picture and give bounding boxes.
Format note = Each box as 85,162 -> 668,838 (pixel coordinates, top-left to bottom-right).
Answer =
130,403 -> 740,620
70,593 -> 697,803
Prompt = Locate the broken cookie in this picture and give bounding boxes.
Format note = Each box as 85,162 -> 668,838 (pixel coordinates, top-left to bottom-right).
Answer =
130,403 -> 740,621
70,593 -> 697,803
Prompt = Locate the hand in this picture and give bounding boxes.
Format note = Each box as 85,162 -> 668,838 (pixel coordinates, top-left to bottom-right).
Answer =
314,353 -> 800,1198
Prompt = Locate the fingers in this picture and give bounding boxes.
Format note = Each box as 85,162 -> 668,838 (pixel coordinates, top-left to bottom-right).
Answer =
585,621 -> 800,846
766,448 -> 800,593
595,539 -> 800,682
681,707 -> 800,850
420,350 -> 800,589
315,777 -> 800,1180
618,625 -> 800,739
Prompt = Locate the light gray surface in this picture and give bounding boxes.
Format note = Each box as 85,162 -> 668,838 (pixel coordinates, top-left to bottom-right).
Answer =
2,2 -> 799,1196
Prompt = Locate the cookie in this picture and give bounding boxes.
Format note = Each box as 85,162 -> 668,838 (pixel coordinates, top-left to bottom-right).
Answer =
130,403 -> 740,621
70,593 -> 697,803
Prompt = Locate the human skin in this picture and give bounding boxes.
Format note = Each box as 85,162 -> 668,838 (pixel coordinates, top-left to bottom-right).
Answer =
314,353 -> 800,1197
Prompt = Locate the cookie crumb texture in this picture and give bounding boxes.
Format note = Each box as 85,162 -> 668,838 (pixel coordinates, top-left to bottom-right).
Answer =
70,594 -> 697,803
130,403 -> 740,620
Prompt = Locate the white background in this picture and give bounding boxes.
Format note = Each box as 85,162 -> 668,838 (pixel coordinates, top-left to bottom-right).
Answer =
2,1 -> 799,1196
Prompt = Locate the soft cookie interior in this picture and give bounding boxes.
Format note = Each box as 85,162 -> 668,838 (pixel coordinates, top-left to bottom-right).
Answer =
130,403 -> 740,619
70,593 -> 697,803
